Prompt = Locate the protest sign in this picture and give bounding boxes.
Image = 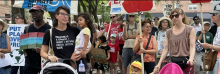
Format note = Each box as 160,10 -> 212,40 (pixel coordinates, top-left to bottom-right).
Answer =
20,32 -> 45,50
91,48 -> 108,64
7,24 -> 27,66
110,0 -> 121,14
13,0 -> 78,15
161,4 -> 172,18
0,54 -> 12,68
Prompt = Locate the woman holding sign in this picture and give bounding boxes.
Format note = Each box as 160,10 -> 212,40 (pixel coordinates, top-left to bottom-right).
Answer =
133,20 -> 158,74
152,8 -> 196,74
0,19 -> 11,74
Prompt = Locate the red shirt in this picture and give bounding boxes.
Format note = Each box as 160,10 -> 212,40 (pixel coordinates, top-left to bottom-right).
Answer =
108,43 -> 120,63
105,23 -> 119,44
118,27 -> 124,44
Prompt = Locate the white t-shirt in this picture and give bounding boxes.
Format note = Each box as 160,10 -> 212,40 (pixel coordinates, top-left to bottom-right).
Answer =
192,23 -> 202,34
213,27 -> 220,47
75,28 -> 91,51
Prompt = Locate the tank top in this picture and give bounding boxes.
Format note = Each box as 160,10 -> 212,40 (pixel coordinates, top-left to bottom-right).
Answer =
166,25 -> 193,57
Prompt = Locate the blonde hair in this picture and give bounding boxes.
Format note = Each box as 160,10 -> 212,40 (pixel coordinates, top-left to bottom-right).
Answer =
171,8 -> 187,25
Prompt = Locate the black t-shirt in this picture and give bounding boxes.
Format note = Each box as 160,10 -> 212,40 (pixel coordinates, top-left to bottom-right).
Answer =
24,23 -> 51,69
98,45 -> 110,58
209,24 -> 217,37
42,25 -> 80,59
151,27 -> 158,36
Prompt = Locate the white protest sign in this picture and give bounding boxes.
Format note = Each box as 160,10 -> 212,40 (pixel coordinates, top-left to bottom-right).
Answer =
7,24 -> 28,66
0,54 -> 12,68
161,4 -> 172,18
110,0 -> 121,14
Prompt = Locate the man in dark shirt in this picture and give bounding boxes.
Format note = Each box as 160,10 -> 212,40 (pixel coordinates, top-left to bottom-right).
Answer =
23,5 -> 51,74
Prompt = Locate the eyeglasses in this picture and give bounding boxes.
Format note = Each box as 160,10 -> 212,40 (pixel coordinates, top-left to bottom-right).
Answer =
129,15 -> 135,17
110,16 -> 116,19
212,14 -> 216,16
162,22 -> 168,23
15,17 -> 20,20
59,12 -> 70,17
29,10 -> 41,14
170,14 -> 180,19
193,19 -> 199,20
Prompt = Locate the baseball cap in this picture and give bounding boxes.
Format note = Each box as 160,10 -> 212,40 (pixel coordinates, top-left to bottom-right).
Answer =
210,3 -> 220,15
203,21 -> 210,26
29,5 -> 44,12
131,61 -> 142,70
110,34 -> 116,38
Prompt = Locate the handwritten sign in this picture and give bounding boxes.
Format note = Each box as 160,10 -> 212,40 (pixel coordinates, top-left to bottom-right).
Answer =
7,24 -> 27,66
91,48 -> 108,64
162,4 -> 172,17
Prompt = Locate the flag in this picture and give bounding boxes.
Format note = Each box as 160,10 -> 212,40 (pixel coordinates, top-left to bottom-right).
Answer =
13,0 -> 78,15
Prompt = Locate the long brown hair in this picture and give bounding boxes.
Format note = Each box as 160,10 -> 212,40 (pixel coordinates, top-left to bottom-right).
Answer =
171,8 -> 187,25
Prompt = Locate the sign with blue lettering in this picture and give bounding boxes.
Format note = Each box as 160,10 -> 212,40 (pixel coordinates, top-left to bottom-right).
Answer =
110,0 -> 121,14
7,24 -> 28,66
13,0 -> 78,15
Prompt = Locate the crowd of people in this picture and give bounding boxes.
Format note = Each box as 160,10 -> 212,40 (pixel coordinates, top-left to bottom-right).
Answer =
0,5 -> 220,74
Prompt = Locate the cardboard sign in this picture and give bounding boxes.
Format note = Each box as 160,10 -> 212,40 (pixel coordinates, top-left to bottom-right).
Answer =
161,4 -> 172,18
91,48 -> 108,64
20,32 -> 45,50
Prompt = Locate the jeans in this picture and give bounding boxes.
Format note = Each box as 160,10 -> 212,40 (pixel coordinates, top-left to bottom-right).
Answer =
0,67 -> 10,74
208,58 -> 219,74
11,66 -> 24,74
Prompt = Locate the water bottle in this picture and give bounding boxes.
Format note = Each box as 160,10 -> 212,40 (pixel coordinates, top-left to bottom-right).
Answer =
79,60 -> 85,72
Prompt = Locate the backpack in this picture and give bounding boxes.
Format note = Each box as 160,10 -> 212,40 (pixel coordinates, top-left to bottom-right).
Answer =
127,22 -> 137,35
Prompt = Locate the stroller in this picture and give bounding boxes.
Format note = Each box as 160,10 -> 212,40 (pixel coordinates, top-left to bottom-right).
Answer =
158,63 -> 193,74
40,59 -> 78,74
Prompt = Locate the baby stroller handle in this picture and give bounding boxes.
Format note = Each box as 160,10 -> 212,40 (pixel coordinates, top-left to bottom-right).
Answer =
43,59 -> 77,69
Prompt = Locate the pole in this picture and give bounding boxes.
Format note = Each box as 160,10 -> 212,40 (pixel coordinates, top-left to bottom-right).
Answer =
102,6 -> 104,23
200,3 -> 206,52
138,10 -> 144,74
44,11 -> 47,23
172,1 -> 175,10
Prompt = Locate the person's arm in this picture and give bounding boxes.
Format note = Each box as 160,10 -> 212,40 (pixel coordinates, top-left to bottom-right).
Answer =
92,32 -> 97,45
133,36 -> 141,53
189,28 -> 196,64
0,35 -> 11,53
128,31 -> 139,39
156,35 -> 169,66
141,37 -> 158,54
106,50 -> 110,60
197,31 -> 203,41
122,23 -> 128,40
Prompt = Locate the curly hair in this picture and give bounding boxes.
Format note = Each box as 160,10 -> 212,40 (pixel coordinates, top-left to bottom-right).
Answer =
98,35 -> 107,43
78,12 -> 94,33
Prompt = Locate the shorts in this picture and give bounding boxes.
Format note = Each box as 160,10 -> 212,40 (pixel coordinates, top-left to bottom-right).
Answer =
94,62 -> 109,71
122,48 -> 135,67
119,44 -> 124,55
194,52 -> 205,71
109,61 -> 118,67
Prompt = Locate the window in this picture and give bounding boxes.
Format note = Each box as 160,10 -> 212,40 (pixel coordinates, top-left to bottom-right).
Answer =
4,0 -> 7,5
188,4 -> 197,10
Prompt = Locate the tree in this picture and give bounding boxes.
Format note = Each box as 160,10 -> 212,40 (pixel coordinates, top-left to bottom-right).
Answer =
11,0 -> 26,24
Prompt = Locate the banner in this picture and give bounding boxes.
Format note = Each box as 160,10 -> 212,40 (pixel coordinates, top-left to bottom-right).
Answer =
161,4 -> 172,18
91,48 -> 108,64
211,1 -> 220,11
7,24 -> 27,66
13,0 -> 78,15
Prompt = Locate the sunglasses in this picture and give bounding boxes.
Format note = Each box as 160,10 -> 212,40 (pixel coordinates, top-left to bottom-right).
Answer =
129,15 -> 135,17
170,14 -> 180,19
110,16 -> 116,19
193,19 -> 199,20
212,14 -> 216,16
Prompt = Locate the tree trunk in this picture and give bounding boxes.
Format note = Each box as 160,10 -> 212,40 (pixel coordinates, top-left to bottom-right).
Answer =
80,0 -> 87,12
92,12 -> 98,23
11,0 -> 26,24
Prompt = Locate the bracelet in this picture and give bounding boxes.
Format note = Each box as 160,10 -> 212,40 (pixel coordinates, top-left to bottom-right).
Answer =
47,55 -> 51,60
